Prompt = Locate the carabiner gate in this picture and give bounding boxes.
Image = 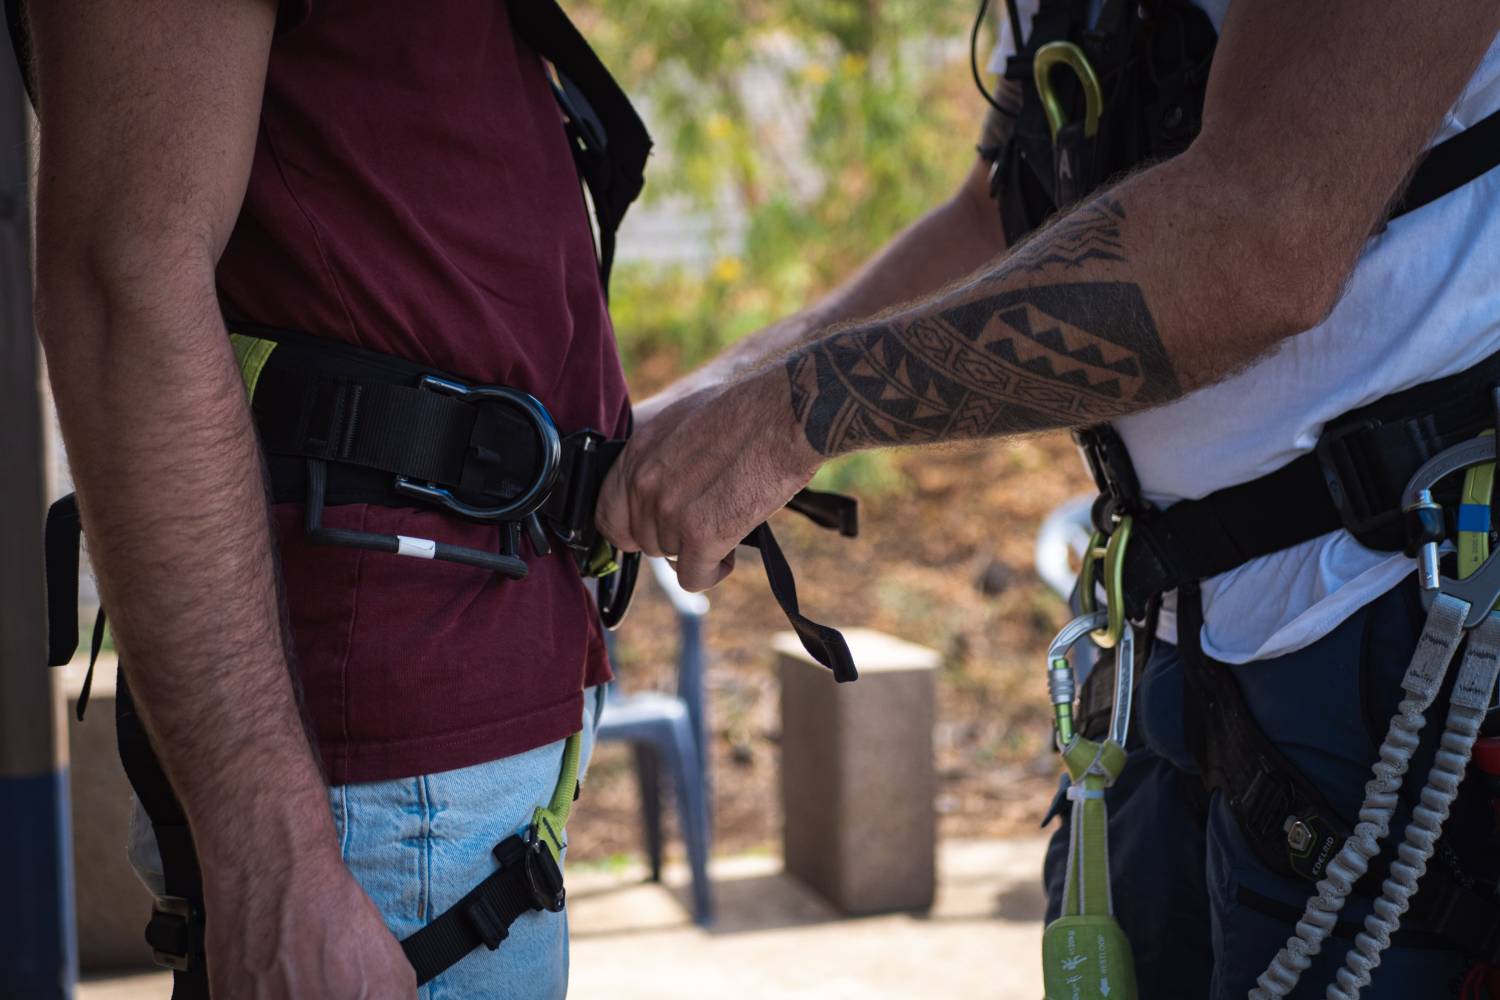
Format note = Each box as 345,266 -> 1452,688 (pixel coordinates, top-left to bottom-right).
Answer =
1047,611 -> 1134,750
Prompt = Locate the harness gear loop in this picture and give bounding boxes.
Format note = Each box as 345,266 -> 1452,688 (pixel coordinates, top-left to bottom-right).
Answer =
1077,515 -> 1133,650
1042,616 -> 1139,1000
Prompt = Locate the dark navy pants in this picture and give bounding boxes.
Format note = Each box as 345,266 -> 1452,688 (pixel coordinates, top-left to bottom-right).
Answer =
1043,582 -> 1500,999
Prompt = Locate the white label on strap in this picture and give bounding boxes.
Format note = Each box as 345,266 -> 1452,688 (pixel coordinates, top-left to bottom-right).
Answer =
396,535 -> 437,560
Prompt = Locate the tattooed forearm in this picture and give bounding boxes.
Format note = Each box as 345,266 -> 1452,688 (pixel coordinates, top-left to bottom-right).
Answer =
785,199 -> 1180,455
1009,197 -> 1127,272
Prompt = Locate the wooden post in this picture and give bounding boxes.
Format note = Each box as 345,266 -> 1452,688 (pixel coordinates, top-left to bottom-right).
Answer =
0,52 -> 77,999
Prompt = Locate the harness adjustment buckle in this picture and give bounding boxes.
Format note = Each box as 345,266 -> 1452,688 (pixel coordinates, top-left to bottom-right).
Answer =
1074,425 -> 1143,533
461,894 -> 512,952
1315,416 -> 1389,538
145,895 -> 200,972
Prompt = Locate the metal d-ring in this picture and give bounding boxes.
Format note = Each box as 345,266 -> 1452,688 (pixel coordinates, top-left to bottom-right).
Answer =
1401,435 -> 1500,628
394,375 -> 563,522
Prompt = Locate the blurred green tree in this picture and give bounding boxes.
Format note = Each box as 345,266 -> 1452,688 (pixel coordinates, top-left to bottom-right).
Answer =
574,0 -> 989,378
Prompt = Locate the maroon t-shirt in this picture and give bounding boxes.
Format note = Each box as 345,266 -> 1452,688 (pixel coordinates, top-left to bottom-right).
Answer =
216,1 -> 625,784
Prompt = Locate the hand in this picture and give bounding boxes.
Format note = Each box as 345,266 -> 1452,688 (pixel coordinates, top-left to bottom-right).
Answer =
598,367 -> 823,591
204,848 -> 416,1000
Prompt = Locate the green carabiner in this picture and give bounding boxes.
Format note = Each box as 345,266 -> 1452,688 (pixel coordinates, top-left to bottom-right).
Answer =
1033,41 -> 1103,142
1078,517 -> 1132,649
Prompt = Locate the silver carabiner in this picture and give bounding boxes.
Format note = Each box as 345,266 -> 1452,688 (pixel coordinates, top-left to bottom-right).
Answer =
1400,435 -> 1500,628
1046,611 -> 1135,749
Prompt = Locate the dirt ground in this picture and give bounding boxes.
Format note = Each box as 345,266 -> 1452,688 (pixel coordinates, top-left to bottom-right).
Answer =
568,430 -> 1091,863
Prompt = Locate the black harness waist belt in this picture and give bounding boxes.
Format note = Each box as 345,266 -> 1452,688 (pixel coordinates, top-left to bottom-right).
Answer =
44,324 -> 863,687
1095,347 -> 1500,619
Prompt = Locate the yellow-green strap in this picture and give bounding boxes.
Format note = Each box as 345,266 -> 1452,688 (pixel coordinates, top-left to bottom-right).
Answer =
531,731 -> 583,863
1059,737 -> 1128,918
1459,430 -> 1496,582
229,332 -> 277,398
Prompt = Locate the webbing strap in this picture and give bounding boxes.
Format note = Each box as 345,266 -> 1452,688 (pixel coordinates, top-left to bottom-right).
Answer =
530,731 -> 582,861
505,0 -> 652,286
1058,737 -> 1128,918
743,518 -> 858,683
1391,107 -> 1500,221
1115,345 -> 1500,616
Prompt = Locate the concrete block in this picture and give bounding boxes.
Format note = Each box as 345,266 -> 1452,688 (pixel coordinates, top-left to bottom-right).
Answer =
58,655 -> 155,971
776,628 -> 939,916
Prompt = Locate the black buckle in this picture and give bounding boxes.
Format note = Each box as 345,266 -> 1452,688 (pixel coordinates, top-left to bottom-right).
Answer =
145,895 -> 199,972
596,550 -> 641,630
1314,417 -> 1386,538
1074,424 -> 1142,531
394,375 -> 563,523
493,834 -> 567,914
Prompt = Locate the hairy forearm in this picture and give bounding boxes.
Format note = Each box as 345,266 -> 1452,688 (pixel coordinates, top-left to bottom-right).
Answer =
659,93 -> 1019,405
38,258 -> 336,873
781,148 -> 1338,456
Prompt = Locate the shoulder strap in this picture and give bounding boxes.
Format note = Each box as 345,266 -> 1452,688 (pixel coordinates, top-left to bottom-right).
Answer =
1390,106 -> 1500,222
5,0 -> 32,106
504,0 -> 652,288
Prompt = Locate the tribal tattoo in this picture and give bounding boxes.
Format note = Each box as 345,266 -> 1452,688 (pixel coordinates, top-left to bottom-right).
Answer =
785,200 -> 1179,455
1009,197 -> 1128,272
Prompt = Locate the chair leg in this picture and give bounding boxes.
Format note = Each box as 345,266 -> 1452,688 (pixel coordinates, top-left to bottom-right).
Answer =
663,718 -> 714,925
632,742 -> 664,883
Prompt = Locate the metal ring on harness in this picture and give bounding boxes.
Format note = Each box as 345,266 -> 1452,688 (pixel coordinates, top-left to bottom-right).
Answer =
1077,515 -> 1133,649
393,374 -> 563,522
1033,41 -> 1103,141
1402,435 -> 1500,627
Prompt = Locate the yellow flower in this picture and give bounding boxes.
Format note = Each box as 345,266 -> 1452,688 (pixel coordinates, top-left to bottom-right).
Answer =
705,112 -> 732,141
713,257 -> 744,283
802,63 -> 832,87
839,53 -> 868,77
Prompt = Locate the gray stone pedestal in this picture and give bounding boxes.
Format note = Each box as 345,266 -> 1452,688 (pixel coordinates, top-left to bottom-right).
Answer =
775,628 -> 939,915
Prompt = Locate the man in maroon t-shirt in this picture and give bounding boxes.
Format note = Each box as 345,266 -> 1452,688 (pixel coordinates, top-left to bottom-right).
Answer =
29,1 -> 623,996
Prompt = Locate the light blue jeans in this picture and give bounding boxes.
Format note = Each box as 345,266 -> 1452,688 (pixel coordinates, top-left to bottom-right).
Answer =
129,686 -> 604,999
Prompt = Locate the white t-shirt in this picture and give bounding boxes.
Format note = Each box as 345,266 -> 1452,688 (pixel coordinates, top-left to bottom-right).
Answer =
993,4 -> 1500,662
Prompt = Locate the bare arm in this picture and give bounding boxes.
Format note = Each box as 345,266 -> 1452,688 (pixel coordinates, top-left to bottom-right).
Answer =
638,88 -> 1017,411
599,0 -> 1500,590
785,2 -> 1500,453
30,2 -> 412,995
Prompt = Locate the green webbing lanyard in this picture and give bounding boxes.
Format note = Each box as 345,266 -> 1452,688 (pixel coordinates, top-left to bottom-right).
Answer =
1041,526 -> 1139,1000
531,731 -> 583,863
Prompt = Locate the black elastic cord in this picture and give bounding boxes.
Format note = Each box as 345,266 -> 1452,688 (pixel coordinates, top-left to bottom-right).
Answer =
971,0 -> 1018,118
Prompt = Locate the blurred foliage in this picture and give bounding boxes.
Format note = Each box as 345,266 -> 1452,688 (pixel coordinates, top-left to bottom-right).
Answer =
576,0 -> 990,375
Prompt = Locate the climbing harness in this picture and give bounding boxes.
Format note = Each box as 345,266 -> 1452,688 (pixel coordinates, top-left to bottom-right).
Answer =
1249,438 -> 1500,999
39,323 -> 864,996
1043,610 -> 1139,1000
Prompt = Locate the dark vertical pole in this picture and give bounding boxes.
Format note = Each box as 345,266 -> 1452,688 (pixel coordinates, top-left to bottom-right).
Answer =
0,36 -> 77,1000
